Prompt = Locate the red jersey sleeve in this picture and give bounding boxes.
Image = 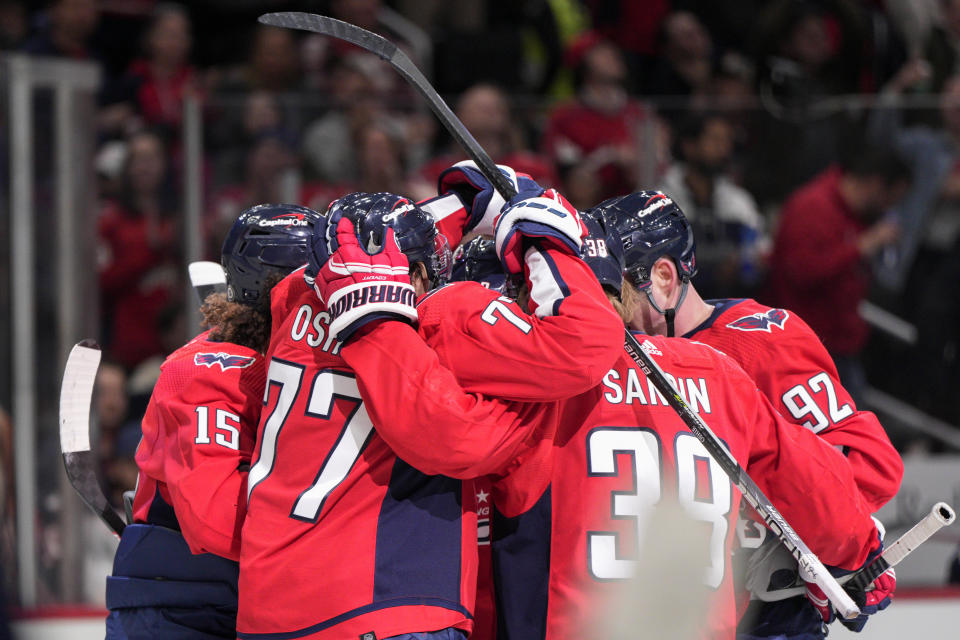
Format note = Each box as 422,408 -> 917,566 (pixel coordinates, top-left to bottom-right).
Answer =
697,301 -> 903,512
418,244 -> 622,401
140,344 -> 264,560
340,321 -> 557,479
723,352 -> 876,569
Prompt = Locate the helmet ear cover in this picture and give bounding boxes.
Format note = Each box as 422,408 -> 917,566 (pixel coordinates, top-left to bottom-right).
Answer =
221,203 -> 323,307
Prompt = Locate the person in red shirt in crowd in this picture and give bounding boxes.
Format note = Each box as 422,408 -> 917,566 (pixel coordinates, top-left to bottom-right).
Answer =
309,200 -> 887,640
107,204 -> 322,640
98,129 -> 182,369
603,190 -> 901,638
768,148 -> 908,403
542,37 -> 662,201
123,4 -> 200,137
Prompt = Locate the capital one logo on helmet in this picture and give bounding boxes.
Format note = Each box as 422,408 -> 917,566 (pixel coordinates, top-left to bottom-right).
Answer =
248,213 -> 310,228
382,202 -> 416,224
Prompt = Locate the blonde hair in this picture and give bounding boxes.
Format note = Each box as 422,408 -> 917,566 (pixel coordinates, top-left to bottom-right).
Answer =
606,278 -> 642,325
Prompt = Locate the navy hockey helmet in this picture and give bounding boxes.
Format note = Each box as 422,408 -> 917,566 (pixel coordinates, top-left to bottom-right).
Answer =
602,190 -> 697,289
221,203 -> 322,306
579,207 -> 626,296
449,236 -> 509,293
327,192 -> 452,288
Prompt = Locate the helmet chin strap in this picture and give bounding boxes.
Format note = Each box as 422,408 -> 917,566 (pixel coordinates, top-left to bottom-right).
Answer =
643,278 -> 690,337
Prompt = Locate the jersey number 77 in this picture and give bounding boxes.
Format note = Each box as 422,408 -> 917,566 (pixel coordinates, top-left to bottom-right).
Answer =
247,358 -> 374,522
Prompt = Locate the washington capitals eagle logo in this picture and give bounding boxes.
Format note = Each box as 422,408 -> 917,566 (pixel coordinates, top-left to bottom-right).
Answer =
194,352 -> 256,371
726,308 -> 789,333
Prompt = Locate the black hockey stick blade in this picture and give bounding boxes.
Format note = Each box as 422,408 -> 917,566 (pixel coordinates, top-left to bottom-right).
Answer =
188,260 -> 227,305
59,340 -> 126,535
258,12 -> 518,201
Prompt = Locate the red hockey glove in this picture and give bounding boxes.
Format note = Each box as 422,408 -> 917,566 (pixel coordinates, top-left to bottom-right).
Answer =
309,216 -> 417,342
494,189 -> 588,274
805,519 -> 895,631
437,160 -> 544,237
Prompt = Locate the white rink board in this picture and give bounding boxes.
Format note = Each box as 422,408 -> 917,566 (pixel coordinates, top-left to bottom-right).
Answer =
12,596 -> 960,640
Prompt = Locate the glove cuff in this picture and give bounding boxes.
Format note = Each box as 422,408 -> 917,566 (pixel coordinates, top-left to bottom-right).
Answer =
327,281 -> 418,341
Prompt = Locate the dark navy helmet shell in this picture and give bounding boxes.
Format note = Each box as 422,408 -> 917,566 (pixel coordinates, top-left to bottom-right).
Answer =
221,203 -> 322,306
449,236 -> 508,293
327,192 -> 452,288
579,207 -> 626,296
601,190 -> 697,288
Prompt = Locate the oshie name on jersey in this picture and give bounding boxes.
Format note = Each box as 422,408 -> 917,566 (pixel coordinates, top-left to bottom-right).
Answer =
601,366 -> 712,414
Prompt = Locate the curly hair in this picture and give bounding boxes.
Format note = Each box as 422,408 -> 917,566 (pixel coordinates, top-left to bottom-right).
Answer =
200,273 -> 286,353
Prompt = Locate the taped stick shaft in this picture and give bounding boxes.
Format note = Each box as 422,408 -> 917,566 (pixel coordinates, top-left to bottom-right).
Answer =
846,502 -> 955,591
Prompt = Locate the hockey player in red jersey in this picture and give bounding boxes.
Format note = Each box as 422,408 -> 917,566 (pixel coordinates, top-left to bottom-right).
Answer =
308,204 -> 886,640
236,180 -> 623,639
106,204 -> 321,640
604,190 -> 902,638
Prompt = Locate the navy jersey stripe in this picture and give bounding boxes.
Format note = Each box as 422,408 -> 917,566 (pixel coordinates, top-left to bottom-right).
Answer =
492,487 -> 551,640
236,597 -> 472,640
374,459 -> 464,605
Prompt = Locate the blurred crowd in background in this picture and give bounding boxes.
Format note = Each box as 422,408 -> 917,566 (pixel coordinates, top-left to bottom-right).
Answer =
3,0 -> 960,606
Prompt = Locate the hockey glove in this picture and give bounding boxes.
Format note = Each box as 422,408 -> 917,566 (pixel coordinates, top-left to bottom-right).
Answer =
437,160 -> 543,237
494,189 -> 588,274
804,518 -> 895,631
308,216 -> 418,343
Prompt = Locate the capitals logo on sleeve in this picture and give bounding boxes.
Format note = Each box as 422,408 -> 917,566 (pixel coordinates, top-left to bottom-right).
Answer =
194,352 -> 256,371
726,308 -> 789,333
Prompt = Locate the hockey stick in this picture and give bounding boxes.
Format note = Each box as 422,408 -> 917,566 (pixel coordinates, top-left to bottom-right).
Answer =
59,340 -> 126,536
845,502 -> 956,591
188,260 -> 227,304
258,10 -> 860,619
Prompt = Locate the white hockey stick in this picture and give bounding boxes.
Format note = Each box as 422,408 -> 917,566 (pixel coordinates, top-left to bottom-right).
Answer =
845,502 -> 956,591
59,340 -> 126,535
188,260 -> 227,304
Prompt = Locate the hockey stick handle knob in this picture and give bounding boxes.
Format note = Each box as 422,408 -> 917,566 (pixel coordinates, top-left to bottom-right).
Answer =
846,502 -> 955,591
799,553 -> 861,619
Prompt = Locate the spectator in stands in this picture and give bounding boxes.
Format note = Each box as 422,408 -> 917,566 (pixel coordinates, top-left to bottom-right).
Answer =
93,362 -> 131,506
302,54 -> 400,184
98,130 -> 183,369
416,83 -> 557,195
767,146 -> 909,403
21,0 -> 98,60
119,3 -> 199,139
222,24 -> 301,93
0,0 -> 26,50
744,0 -> 867,205
919,0 -> 960,94
543,38 -> 658,200
659,112 -> 768,298
212,90 -> 287,185
647,11 -> 715,106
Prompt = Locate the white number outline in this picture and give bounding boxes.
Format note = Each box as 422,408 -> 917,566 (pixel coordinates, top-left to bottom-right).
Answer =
586,428 -> 732,588
247,359 -> 374,523
781,371 -> 852,434
194,406 -> 241,450
480,297 -> 532,334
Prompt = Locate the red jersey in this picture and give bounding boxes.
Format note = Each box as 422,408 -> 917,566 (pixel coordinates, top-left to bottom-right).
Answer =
341,328 -> 879,640
132,331 -> 264,560
684,298 -> 903,512
238,243 -> 622,639
767,167 -> 871,356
